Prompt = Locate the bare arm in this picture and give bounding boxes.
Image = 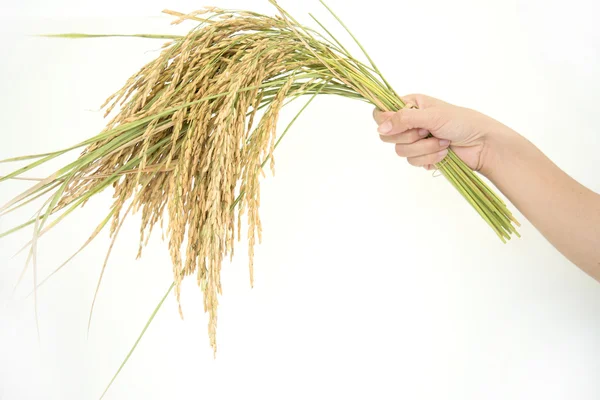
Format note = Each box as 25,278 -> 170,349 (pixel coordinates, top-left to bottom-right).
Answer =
373,94 -> 600,281
483,128 -> 600,279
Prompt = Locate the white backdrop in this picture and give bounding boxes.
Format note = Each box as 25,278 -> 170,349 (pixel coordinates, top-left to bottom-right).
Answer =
1,0 -> 599,399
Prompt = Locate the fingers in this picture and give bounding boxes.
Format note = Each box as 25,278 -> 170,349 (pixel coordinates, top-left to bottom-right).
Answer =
379,128 -> 429,144
407,149 -> 449,167
372,94 -> 450,171
395,137 -> 450,158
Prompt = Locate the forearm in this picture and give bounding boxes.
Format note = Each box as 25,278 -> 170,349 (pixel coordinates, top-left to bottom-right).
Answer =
481,128 -> 600,280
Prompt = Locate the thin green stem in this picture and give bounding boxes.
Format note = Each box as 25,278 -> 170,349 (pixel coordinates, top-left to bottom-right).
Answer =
39,33 -> 183,40
99,282 -> 174,400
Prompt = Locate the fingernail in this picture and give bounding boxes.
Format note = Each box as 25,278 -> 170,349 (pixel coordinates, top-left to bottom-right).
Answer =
378,120 -> 392,134
439,139 -> 450,147
438,149 -> 448,160
418,129 -> 429,137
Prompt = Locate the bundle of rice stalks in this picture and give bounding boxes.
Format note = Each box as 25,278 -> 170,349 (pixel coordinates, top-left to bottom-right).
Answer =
0,0 -> 519,363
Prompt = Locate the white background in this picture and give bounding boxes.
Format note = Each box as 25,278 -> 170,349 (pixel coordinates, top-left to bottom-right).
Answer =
1,0 -> 599,399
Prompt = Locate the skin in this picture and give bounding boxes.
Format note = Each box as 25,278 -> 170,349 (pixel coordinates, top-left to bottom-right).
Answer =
373,94 -> 600,282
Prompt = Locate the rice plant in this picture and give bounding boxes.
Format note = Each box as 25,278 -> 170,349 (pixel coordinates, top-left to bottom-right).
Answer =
0,2 -> 520,396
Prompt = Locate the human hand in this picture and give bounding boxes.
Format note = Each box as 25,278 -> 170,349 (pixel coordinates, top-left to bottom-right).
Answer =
373,94 -> 513,175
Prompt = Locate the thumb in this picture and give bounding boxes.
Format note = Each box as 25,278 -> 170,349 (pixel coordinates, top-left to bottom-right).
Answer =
372,108 -> 395,125
378,107 -> 443,135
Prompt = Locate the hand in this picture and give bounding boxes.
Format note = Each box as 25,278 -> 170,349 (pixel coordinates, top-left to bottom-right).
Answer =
373,94 -> 512,175
378,94 -> 600,280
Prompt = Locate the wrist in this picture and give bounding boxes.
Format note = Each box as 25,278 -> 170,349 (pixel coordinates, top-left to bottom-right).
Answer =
479,125 -> 523,180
